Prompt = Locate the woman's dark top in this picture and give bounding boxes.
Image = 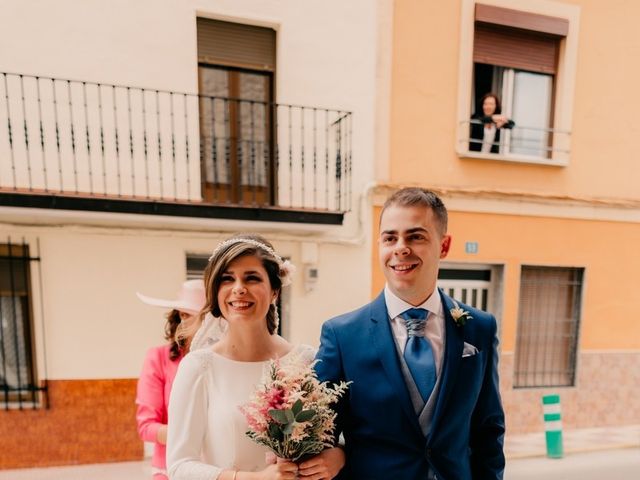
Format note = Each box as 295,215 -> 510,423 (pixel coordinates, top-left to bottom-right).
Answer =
469,114 -> 515,153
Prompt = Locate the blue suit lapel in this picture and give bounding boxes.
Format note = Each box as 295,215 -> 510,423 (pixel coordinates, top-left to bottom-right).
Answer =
430,289 -> 464,436
368,292 -> 424,438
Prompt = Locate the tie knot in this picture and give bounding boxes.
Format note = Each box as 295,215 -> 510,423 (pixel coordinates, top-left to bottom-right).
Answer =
400,308 -> 429,336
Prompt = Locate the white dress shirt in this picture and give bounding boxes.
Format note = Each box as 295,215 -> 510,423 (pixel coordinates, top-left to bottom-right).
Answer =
384,285 -> 446,375
481,123 -> 497,153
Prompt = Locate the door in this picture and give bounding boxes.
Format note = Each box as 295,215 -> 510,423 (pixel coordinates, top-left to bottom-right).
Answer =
199,65 -> 274,205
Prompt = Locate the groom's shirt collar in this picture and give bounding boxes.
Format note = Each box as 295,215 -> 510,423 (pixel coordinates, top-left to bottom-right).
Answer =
384,285 -> 445,373
384,286 -> 442,319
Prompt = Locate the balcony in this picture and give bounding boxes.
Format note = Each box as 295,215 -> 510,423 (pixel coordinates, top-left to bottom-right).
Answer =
0,72 -> 352,224
459,119 -> 571,166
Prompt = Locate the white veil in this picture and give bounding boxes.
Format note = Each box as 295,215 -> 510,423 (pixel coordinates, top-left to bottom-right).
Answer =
190,312 -> 228,351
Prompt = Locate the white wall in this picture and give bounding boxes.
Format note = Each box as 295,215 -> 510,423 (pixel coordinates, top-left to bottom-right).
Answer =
0,0 -> 385,378
12,224 -> 369,379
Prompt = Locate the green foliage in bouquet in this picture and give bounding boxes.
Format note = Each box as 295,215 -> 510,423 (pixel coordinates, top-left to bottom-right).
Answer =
240,357 -> 350,461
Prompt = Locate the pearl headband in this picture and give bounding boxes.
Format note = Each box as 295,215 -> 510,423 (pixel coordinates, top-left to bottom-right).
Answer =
209,237 -> 296,287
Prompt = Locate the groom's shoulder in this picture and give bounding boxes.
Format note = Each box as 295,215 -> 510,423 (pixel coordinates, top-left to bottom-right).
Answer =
442,291 -> 497,333
325,300 -> 374,330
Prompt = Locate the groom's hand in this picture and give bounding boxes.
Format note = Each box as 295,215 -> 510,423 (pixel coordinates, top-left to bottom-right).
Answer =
298,447 -> 345,479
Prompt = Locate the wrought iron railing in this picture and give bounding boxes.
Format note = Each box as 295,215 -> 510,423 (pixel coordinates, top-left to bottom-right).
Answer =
461,119 -> 571,160
0,72 -> 352,213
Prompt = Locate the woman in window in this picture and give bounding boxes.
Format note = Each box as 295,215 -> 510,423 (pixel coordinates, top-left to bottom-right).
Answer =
469,92 -> 515,153
167,234 -> 344,480
136,279 -> 208,480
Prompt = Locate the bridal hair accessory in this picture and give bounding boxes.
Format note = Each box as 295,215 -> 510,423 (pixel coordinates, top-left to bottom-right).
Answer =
209,238 -> 296,287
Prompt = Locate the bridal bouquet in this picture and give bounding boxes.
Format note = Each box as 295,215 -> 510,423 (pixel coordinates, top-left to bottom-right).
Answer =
239,357 -> 350,461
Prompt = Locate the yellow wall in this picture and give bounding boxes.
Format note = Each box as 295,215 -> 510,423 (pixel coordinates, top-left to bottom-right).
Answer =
372,205 -> 640,352
389,0 -> 640,200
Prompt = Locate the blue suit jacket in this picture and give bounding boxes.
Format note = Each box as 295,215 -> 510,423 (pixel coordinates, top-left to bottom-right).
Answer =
315,290 -> 505,480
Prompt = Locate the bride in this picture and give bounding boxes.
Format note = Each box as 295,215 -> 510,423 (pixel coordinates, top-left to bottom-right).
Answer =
167,234 -> 344,480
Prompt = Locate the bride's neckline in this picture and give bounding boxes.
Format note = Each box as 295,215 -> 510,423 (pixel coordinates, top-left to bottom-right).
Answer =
209,344 -> 299,364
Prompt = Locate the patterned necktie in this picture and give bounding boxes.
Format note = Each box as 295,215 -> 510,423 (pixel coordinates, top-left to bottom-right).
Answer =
401,308 -> 436,403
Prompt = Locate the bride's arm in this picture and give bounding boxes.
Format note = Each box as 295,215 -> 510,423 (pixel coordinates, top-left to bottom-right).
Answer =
167,351 -> 224,480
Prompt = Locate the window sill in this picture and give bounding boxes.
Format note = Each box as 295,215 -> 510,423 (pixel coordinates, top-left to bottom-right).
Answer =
457,150 -> 569,167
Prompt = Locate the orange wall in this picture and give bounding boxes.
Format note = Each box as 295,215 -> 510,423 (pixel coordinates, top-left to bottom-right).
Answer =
0,379 -> 141,469
372,205 -> 640,352
389,0 -> 640,200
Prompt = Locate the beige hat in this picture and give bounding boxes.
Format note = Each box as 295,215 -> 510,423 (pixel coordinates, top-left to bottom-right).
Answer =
136,279 -> 206,315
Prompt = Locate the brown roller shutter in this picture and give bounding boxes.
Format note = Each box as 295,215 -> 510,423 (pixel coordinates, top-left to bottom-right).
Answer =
475,4 -> 569,37
197,17 -> 276,71
473,23 -> 559,74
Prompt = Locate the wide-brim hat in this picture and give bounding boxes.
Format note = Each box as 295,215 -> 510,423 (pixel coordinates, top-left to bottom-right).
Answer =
136,279 -> 206,315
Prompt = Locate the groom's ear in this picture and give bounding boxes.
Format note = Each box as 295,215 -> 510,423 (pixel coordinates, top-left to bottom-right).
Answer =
440,235 -> 452,258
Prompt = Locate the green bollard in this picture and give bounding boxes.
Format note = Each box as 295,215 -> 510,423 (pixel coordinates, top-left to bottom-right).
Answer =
542,394 -> 564,458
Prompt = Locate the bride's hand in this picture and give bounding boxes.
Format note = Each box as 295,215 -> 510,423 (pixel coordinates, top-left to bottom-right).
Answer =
259,459 -> 298,480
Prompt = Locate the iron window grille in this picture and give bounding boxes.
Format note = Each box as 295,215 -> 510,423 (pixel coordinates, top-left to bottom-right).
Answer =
0,238 -> 47,409
514,266 -> 583,388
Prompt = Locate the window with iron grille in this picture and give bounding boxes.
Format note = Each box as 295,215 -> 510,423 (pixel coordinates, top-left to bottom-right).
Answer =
0,240 -> 45,409
514,266 -> 583,388
470,4 -> 568,158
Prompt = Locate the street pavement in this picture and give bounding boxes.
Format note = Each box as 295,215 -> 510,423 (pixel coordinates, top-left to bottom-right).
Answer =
506,447 -> 640,480
2,449 -> 639,480
1,424 -> 639,479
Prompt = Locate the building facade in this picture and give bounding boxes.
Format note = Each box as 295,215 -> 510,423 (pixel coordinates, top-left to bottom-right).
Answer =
0,0 -> 384,468
2,0 -> 639,471
380,0 -> 640,435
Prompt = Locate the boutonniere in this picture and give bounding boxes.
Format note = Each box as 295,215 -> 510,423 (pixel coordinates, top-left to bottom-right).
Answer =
450,301 -> 473,327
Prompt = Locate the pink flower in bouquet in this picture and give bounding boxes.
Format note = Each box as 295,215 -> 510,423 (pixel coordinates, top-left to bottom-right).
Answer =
240,354 -> 350,462
265,387 -> 286,410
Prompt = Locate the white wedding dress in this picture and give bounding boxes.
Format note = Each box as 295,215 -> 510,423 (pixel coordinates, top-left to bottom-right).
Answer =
167,344 -> 316,480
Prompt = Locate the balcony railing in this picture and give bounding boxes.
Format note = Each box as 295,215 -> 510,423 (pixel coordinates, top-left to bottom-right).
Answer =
0,72 -> 352,222
461,119 -> 571,164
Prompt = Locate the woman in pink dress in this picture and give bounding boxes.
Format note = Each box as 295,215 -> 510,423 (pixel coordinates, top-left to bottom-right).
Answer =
136,280 -> 207,480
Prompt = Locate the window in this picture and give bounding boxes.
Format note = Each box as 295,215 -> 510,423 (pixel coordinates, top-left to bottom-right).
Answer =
458,2 -> 578,163
514,266 -> 583,388
439,268 -> 492,311
438,263 -> 504,331
196,18 -> 276,205
473,64 -> 553,157
0,241 -> 43,409
186,253 -> 209,281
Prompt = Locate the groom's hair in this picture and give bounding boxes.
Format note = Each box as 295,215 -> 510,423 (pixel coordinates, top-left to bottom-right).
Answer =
381,187 -> 448,235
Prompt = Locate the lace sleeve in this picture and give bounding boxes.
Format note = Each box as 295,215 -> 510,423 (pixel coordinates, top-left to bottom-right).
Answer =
166,351 -> 223,480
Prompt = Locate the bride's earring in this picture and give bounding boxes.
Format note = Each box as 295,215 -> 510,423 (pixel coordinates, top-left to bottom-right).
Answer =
272,301 -> 280,333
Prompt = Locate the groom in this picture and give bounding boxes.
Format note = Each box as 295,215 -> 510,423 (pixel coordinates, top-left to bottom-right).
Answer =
314,188 -> 505,479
